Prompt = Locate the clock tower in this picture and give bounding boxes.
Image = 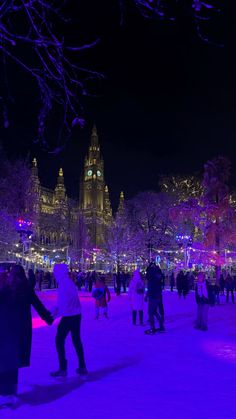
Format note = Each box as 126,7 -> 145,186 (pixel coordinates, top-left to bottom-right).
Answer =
80,125 -> 112,247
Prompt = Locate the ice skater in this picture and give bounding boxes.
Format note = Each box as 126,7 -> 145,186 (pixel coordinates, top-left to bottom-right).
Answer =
0,265 -> 53,409
144,262 -> 165,335
92,276 -> 111,319
128,269 -> 145,325
50,263 -> 87,378
194,272 -> 214,331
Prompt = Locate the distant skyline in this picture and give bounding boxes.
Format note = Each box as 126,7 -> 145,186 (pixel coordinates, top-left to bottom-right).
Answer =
0,1 -> 231,210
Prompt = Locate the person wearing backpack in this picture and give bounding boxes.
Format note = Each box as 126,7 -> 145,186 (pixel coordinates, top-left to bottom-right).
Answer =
128,270 -> 145,325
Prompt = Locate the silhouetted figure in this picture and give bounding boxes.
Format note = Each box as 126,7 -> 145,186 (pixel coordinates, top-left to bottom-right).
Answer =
194,272 -> 214,331
0,266 -> 53,407
116,271 -> 121,296
170,272 -> 175,292
144,262 -> 165,335
219,274 -> 225,295
28,269 -> 36,289
121,271 -> 127,293
225,273 -> 234,303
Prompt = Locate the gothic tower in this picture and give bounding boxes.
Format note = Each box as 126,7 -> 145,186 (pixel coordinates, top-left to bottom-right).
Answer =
31,158 -> 41,214
80,125 -> 111,247
54,168 -> 67,210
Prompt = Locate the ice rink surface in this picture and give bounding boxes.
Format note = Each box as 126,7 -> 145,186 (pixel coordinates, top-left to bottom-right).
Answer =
3,289 -> 236,419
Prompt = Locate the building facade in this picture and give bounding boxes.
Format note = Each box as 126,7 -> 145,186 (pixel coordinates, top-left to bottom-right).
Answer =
32,126 -> 114,252
79,125 -> 112,247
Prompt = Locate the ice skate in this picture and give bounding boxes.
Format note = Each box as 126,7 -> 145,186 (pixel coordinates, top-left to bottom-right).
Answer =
50,369 -> 67,378
76,367 -> 88,379
144,328 -> 156,335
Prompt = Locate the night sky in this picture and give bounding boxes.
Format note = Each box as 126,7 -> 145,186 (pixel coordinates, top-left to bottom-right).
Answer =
0,1 -> 231,210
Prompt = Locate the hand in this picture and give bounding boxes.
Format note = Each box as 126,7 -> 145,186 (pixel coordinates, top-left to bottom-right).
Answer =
47,313 -> 54,325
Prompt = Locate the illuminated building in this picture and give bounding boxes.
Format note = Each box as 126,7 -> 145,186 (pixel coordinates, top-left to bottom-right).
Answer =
31,126 -> 114,249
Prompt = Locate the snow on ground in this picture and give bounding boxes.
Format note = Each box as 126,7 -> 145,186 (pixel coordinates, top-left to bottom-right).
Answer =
3,289 -> 236,419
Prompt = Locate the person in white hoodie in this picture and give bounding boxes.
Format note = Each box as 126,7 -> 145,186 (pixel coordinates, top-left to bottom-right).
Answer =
50,264 -> 87,377
128,269 -> 145,325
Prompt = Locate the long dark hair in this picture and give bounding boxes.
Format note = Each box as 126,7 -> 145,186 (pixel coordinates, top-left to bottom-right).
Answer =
8,265 -> 29,297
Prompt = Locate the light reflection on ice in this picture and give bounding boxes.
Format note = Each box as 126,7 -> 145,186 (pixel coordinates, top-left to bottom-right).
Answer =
203,340 -> 236,363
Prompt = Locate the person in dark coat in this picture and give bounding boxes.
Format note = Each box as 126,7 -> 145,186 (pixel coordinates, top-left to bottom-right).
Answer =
176,271 -> 189,298
225,273 -> 235,303
121,271 -> 127,293
116,271 -> 121,296
28,268 -> 36,289
0,265 -> 53,408
170,272 -> 175,292
144,262 -> 165,334
44,271 -> 52,289
219,273 -> 225,295
194,272 -> 214,331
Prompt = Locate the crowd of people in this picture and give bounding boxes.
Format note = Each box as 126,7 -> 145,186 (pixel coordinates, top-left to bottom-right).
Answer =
0,261 -> 235,408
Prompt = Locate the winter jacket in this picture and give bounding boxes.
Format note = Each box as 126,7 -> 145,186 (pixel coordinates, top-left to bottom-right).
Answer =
146,264 -> 163,299
53,264 -> 81,317
0,285 -> 52,373
128,278 -> 145,310
92,283 -> 111,307
195,280 -> 215,306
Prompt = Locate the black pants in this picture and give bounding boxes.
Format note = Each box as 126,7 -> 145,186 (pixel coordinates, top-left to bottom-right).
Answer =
226,289 -> 234,303
132,310 -> 143,325
56,315 -> 86,371
0,370 -> 18,396
148,298 -> 164,329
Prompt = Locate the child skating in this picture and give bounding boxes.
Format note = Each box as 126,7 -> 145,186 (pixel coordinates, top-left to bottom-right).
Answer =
92,277 -> 111,319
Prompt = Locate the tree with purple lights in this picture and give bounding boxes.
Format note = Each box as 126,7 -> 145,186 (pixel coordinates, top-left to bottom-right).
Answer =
127,191 -> 176,261
0,1 -> 101,152
171,157 -> 236,276
105,210 -> 135,270
0,152 -> 36,257
202,157 -> 236,278
159,175 -> 203,203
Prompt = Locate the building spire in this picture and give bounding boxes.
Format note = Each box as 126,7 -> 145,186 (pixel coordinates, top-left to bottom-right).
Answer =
91,124 -> 99,147
31,157 -> 40,213
31,157 -> 39,178
54,167 -> 67,206
104,185 -> 112,219
57,167 -> 64,185
117,191 -> 125,213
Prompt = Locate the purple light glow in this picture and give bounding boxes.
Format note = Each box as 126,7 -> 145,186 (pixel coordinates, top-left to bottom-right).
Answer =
203,340 -> 236,364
